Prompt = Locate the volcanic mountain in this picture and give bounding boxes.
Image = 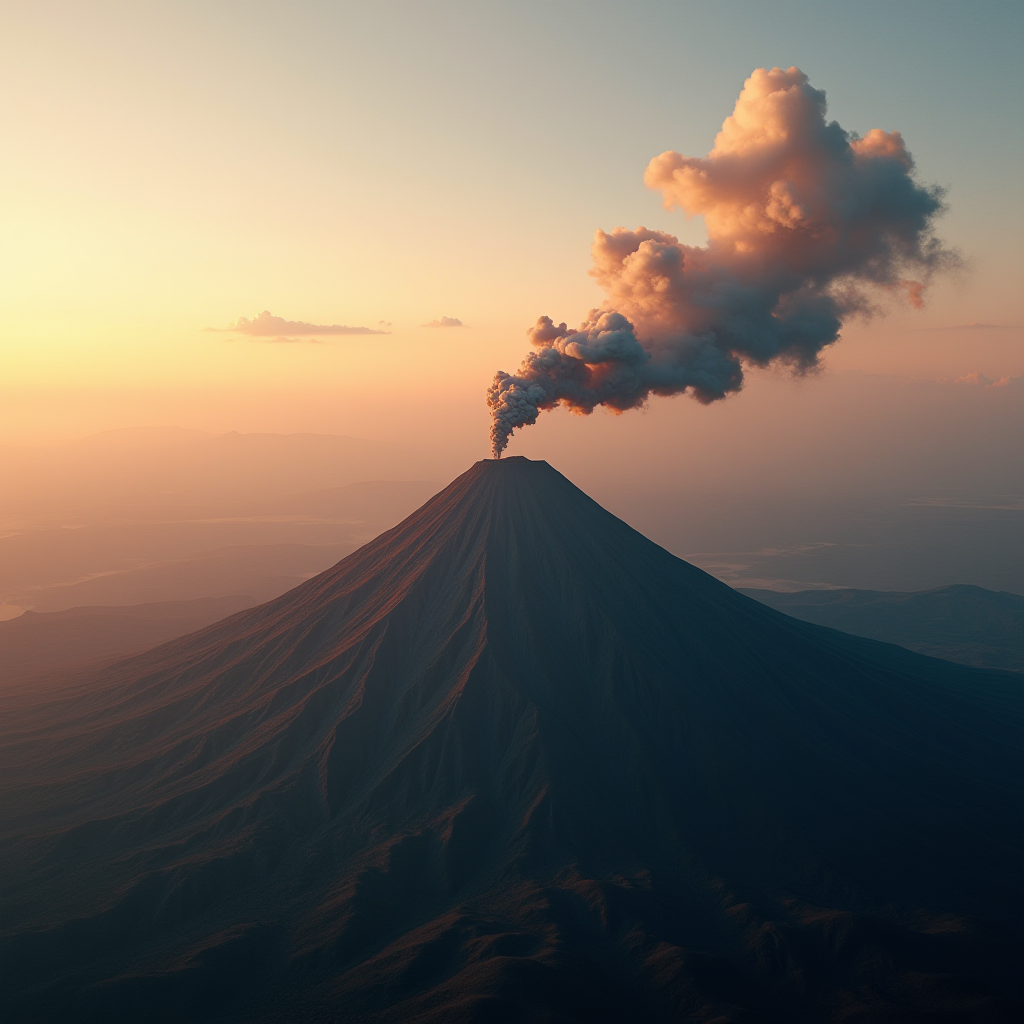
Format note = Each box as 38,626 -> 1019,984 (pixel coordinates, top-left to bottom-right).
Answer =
2,458 -> 1021,1023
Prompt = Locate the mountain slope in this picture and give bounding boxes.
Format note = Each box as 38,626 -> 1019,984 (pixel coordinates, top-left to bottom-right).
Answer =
1,458 -> 1021,1023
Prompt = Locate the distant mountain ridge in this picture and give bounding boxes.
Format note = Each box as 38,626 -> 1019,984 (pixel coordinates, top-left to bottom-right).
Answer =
1,458 -> 1020,1022
739,584 -> 1023,672
0,596 -> 258,689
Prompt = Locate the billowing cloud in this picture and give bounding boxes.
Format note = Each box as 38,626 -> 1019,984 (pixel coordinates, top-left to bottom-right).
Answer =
422,316 -> 464,328
208,310 -> 389,338
488,67 -> 955,457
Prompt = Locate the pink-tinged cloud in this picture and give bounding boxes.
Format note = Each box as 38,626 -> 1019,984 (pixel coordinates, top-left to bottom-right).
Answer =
488,67 -> 955,457
208,310 -> 389,337
900,280 -> 926,309
422,316 -> 464,328
914,322 -> 1023,332
950,372 -> 1020,388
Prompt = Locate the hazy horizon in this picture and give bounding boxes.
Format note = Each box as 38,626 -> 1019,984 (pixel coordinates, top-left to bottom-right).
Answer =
2,2 -> 1022,607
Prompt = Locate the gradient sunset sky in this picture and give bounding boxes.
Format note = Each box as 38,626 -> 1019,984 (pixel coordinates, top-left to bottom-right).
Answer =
1,1 -> 1021,455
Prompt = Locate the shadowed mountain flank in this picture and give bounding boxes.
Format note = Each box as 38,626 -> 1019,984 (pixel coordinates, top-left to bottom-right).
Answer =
1,458 -> 1021,1022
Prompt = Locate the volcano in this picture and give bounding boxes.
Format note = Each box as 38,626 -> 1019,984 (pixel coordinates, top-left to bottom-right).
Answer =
2,458 -> 1021,1022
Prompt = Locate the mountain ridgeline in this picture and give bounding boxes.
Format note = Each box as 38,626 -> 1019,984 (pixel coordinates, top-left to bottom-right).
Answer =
1,458 -> 1021,1022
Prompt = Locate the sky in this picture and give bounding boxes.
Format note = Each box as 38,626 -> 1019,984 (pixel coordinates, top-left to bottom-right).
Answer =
1,0 -> 1022,460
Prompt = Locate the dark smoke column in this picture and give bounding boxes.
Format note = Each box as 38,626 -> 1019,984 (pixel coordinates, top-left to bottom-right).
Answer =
486,66 -> 953,456
487,311 -> 651,457
487,373 -> 546,459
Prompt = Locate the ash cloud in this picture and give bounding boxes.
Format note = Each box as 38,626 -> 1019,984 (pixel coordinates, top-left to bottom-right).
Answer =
208,310 -> 389,337
488,67 -> 955,457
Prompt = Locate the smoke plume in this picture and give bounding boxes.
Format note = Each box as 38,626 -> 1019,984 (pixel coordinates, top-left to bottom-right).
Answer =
488,67 -> 953,457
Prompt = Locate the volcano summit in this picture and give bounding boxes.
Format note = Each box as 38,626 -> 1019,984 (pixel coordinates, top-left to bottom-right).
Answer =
1,458 -> 1021,1022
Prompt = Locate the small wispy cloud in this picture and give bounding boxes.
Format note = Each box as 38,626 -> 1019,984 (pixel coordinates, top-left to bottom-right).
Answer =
948,372 -> 1021,388
913,322 -> 1022,332
421,316 -> 464,328
206,310 -> 390,339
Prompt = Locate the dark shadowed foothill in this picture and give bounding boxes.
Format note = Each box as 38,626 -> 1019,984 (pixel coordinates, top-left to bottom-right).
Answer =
1,458 -> 1021,1023
739,585 -> 1024,672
